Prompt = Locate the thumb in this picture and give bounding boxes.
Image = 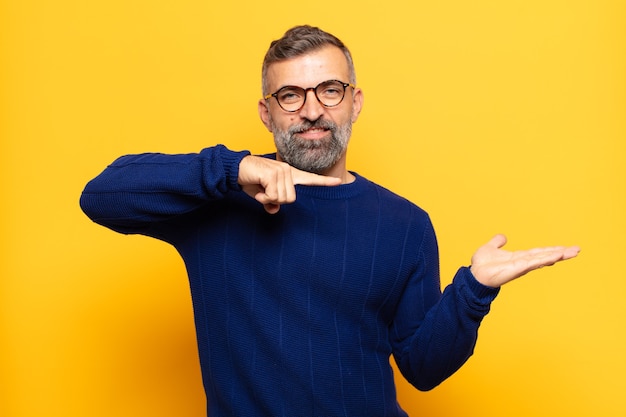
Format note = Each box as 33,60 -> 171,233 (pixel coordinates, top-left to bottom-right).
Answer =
487,234 -> 507,249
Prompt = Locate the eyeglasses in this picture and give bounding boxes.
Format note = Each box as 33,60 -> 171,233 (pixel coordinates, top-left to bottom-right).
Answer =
264,80 -> 355,113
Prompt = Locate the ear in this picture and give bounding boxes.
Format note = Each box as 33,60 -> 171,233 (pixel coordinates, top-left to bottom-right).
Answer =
258,99 -> 273,132
350,87 -> 364,123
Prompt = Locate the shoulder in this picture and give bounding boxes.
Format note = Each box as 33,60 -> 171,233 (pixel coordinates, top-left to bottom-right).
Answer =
357,173 -> 430,220
353,174 -> 434,244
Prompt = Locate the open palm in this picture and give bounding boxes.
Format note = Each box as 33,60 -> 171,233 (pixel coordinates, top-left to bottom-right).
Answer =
470,234 -> 580,288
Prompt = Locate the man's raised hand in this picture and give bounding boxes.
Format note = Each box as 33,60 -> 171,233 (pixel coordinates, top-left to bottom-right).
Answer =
470,234 -> 580,288
238,155 -> 342,214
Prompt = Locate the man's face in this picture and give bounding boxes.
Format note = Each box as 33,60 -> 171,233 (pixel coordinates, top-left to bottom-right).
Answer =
259,46 -> 363,175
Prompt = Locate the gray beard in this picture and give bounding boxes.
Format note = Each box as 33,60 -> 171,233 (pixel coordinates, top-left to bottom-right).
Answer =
271,118 -> 352,174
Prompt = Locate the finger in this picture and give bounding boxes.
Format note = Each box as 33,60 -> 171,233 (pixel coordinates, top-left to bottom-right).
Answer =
524,246 -> 564,257
524,245 -> 580,261
257,172 -> 294,209
253,192 -> 282,214
526,246 -> 581,270
266,168 -> 284,202
528,250 -> 566,269
263,203 -> 281,214
260,165 -> 290,204
291,168 -> 342,187
563,246 -> 581,259
486,234 -> 507,249
272,162 -> 296,203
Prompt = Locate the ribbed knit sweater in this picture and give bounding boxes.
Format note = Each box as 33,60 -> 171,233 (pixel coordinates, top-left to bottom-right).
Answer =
80,145 -> 500,416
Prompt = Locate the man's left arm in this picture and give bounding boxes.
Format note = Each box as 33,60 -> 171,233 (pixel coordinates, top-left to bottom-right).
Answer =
391,233 -> 579,391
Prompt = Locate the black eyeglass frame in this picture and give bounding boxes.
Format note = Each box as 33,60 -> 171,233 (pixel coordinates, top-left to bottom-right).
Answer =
264,80 -> 356,113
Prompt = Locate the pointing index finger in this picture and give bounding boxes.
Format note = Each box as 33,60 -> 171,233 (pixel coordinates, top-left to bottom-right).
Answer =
291,168 -> 342,187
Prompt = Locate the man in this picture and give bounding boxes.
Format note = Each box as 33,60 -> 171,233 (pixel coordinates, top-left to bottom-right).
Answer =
80,25 -> 579,416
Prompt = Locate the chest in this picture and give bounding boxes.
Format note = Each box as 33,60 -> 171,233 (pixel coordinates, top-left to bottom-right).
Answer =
179,196 -> 422,324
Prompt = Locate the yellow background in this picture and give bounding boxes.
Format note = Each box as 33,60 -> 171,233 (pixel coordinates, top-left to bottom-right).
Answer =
2,0 -> 625,416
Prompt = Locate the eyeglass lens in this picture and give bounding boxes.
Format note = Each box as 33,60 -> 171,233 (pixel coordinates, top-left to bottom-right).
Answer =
276,80 -> 347,111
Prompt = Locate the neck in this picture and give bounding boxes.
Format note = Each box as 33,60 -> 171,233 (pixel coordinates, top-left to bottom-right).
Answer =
322,165 -> 354,184
321,152 -> 355,184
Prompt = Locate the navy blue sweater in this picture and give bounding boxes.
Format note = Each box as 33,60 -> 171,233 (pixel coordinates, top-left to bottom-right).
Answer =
80,145 -> 499,416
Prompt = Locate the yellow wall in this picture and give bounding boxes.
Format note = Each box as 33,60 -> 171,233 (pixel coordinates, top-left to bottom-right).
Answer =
2,1 -> 624,416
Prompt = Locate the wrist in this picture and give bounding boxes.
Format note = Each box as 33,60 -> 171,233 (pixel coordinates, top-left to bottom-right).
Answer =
469,265 -> 500,289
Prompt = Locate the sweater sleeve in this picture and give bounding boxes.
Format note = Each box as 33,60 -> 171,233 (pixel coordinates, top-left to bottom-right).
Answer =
390,220 -> 500,391
79,145 -> 250,235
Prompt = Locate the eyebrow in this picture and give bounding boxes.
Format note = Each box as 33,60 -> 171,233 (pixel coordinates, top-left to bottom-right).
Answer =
271,78 -> 349,92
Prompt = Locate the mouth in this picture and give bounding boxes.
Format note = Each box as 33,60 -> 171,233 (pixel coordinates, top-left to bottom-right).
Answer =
293,121 -> 334,141
297,127 -> 330,139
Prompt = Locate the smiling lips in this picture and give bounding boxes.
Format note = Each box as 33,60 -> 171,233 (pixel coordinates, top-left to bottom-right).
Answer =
295,127 -> 331,140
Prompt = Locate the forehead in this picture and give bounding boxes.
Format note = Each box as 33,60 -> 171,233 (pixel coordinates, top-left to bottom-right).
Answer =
265,45 -> 350,91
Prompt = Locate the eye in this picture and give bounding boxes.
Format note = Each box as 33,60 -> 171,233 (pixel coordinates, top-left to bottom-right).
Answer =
318,81 -> 344,98
278,87 -> 304,103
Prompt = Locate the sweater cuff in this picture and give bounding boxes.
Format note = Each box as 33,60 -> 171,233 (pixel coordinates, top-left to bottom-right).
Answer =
456,266 -> 500,308
209,145 -> 251,191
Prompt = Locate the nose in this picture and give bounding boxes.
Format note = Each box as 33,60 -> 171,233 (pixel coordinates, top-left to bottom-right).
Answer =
298,89 -> 325,121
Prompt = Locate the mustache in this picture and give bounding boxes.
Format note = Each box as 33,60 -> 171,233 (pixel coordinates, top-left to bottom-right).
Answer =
288,118 -> 336,134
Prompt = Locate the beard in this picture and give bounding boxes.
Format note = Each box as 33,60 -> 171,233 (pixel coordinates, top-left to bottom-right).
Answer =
271,118 -> 352,174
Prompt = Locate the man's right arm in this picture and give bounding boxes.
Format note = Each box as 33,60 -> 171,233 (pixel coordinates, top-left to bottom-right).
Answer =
79,145 -> 250,234
80,144 -> 342,233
